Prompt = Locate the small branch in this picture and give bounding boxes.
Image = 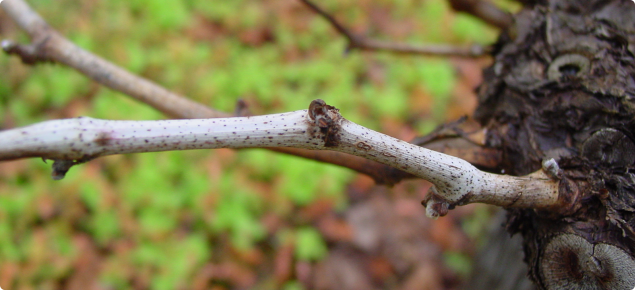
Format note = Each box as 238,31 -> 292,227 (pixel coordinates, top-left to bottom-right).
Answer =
1,39 -> 53,64
267,147 -> 415,185
1,0 -> 225,120
1,0 -> 503,186
0,100 -> 560,216
0,0 -> 419,185
448,0 -> 513,30
423,137 -> 502,170
298,0 -> 491,57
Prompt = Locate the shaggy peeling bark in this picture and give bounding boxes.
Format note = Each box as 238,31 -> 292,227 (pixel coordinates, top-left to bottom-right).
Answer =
0,100 -> 560,216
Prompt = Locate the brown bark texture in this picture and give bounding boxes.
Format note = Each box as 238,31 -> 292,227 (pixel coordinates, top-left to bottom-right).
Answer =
475,0 -> 635,288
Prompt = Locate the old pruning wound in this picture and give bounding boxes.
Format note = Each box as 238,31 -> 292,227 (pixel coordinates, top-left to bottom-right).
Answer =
308,99 -> 341,147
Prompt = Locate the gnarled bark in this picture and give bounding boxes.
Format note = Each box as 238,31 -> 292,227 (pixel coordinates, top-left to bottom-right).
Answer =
475,0 -> 635,288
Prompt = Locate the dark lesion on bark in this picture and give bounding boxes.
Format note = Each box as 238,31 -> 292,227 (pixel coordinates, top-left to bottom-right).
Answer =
474,0 -> 635,288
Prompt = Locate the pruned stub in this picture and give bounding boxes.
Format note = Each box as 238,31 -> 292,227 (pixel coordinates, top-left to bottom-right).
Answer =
308,99 -> 341,147
474,0 -> 635,288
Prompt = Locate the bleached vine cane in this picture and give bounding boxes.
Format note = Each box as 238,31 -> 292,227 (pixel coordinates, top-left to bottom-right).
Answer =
0,100 -> 561,217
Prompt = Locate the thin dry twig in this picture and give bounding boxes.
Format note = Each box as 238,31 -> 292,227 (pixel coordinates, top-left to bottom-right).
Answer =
1,1 -> 224,120
0,0 -> 503,185
448,0 -> 512,30
0,99 -> 560,217
0,0 -> 448,185
298,0 -> 492,57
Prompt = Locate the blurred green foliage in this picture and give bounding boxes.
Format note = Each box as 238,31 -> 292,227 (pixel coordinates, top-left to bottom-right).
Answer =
294,227 -> 328,261
0,0 -> 508,288
443,251 -> 473,278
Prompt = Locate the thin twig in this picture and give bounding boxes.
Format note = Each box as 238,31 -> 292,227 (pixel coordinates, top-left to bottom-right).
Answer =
0,0 -> 430,185
0,99 -> 561,216
1,0 -> 225,120
448,0 -> 513,30
298,0 -> 492,57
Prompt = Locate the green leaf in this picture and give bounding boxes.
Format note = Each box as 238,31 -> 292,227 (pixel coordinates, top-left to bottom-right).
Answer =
418,59 -> 455,99
443,251 -> 472,277
211,183 -> 265,249
0,222 -> 21,261
294,227 -> 327,261
278,157 -> 320,206
91,211 -> 122,244
80,183 -> 102,212
452,14 -> 498,44
145,0 -> 189,30
125,41 -> 148,74
283,280 -> 306,290
139,208 -> 177,238
419,0 -> 451,42
133,243 -> 162,266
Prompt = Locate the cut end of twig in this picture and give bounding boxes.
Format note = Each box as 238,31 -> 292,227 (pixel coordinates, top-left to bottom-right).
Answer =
1,39 -> 13,51
2,39 -> 53,65
233,99 -> 250,117
542,158 -> 562,180
51,159 -> 75,180
49,156 -> 94,180
423,198 -> 450,219
422,188 -> 451,218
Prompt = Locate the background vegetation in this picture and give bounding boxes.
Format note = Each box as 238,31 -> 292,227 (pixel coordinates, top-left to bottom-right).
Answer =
0,0 -> 518,289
